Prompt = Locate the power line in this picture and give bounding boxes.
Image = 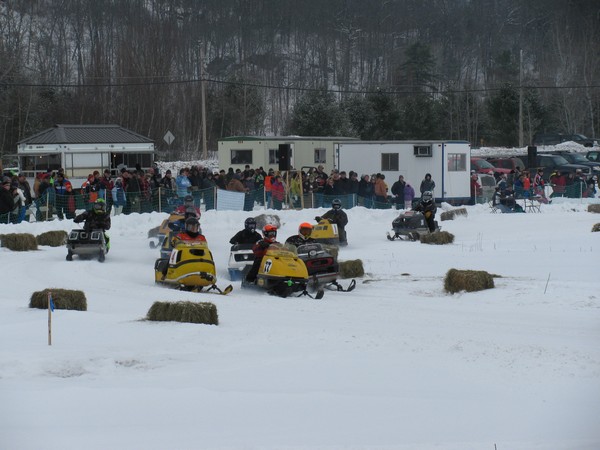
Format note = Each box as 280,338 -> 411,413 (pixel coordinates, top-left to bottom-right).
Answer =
1,77 -> 599,95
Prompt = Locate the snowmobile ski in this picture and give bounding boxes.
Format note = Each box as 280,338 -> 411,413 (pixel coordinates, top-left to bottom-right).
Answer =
325,279 -> 356,292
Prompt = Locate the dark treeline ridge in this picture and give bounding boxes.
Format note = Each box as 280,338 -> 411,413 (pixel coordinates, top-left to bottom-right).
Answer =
1,0 -> 599,158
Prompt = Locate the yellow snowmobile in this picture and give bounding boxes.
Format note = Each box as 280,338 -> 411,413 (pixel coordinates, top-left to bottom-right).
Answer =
154,240 -> 232,295
148,212 -> 184,249
310,218 -> 339,246
241,244 -> 324,299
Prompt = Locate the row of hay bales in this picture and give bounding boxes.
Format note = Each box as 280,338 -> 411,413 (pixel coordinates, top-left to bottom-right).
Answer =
29,288 -> 219,325
0,230 -> 68,251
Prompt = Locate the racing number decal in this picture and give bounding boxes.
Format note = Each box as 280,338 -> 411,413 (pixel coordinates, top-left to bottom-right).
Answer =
263,259 -> 273,273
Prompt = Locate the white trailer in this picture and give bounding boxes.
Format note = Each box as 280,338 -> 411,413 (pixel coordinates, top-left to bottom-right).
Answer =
335,140 -> 471,204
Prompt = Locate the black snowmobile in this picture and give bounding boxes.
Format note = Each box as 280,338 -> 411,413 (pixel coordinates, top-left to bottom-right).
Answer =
386,210 -> 440,241
295,243 -> 355,292
66,229 -> 109,262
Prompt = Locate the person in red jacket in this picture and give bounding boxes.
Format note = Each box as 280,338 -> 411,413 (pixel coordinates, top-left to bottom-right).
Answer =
245,224 -> 279,283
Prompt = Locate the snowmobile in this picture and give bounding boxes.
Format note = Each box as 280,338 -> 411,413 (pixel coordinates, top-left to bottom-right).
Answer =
227,243 -> 256,281
295,243 -> 356,292
148,212 -> 184,249
311,218 -> 339,246
241,244 -> 324,299
386,210 -> 440,241
66,229 -> 109,262
154,240 -> 232,295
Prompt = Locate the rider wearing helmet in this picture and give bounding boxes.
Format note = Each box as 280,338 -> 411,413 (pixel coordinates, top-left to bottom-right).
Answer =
168,206 -> 200,233
245,224 -> 280,283
413,190 -> 437,232
173,216 -> 206,242
174,194 -> 201,217
285,222 -> 316,248
315,198 -> 349,246
74,198 -> 111,232
229,217 -> 262,245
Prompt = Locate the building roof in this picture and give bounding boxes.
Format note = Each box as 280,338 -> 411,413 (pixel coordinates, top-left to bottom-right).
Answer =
17,124 -> 154,145
220,135 -> 358,142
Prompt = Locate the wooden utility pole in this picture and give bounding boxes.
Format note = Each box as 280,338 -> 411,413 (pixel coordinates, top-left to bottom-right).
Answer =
519,49 -> 524,148
200,45 -> 208,159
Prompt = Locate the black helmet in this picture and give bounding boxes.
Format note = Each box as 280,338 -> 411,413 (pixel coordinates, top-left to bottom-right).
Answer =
332,198 -> 342,209
185,217 -> 201,235
244,217 -> 257,231
422,191 -> 433,203
184,207 -> 198,219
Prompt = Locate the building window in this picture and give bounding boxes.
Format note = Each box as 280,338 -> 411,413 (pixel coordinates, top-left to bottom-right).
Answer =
231,149 -> 252,165
314,148 -> 326,164
268,148 -> 278,165
414,145 -> 432,157
381,153 -> 399,171
447,153 -> 467,171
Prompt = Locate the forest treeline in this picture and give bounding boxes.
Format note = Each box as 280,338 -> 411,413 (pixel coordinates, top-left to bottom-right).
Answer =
0,0 -> 599,160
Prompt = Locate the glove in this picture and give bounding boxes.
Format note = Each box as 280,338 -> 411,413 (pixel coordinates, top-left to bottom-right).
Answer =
315,216 -> 321,222
258,241 -> 270,249
425,211 -> 432,219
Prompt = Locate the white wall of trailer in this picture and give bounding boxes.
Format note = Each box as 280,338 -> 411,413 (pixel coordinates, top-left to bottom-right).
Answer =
335,141 -> 471,202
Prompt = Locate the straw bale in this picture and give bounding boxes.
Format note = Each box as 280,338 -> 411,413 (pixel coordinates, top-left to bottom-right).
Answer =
440,208 -> 468,221
146,301 -> 218,325
592,223 -> 600,233
444,269 -> 495,294
339,260 -> 365,278
588,204 -> 600,214
29,288 -> 87,311
420,231 -> 455,245
36,230 -> 68,247
0,233 -> 38,251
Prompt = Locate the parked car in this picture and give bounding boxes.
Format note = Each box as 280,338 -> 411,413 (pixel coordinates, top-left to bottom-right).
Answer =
532,154 -> 592,181
471,157 -> 510,178
562,134 -> 597,147
487,157 -> 526,172
586,150 -> 600,162
552,151 -> 600,176
533,132 -> 564,146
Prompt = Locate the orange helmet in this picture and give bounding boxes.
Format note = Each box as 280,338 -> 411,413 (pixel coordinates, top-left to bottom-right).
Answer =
263,224 -> 277,241
299,222 -> 313,237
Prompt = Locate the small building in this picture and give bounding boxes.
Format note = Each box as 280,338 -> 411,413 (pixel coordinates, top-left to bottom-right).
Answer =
17,124 -> 155,177
218,136 -> 358,173
335,140 -> 471,203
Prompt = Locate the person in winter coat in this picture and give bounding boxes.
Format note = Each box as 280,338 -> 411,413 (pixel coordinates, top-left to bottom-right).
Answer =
63,182 -> 77,220
111,177 -> 127,215
245,224 -> 279,283
420,173 -> 435,195
226,173 -> 246,192
391,175 -> 406,209
470,172 -> 482,205
74,198 -> 111,232
172,217 -> 206,243
176,168 -> 192,198
316,198 -> 349,246
413,191 -> 437,232
271,175 -> 285,210
285,222 -> 316,248
229,217 -> 262,245
0,178 -> 16,222
404,183 -> 415,209
374,174 -> 388,204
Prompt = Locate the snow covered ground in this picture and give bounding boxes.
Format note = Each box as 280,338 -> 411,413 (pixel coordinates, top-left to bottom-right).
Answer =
1,199 -> 599,450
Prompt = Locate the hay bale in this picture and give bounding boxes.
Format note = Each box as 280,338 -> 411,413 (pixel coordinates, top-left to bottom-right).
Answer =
147,225 -> 161,239
0,233 -> 38,251
339,260 -> 365,278
29,288 -> 87,311
444,269 -> 494,294
592,223 -> 600,232
588,204 -> 600,214
420,231 -> 455,245
146,301 -> 218,325
36,230 -> 68,247
254,214 -> 281,230
440,208 -> 468,221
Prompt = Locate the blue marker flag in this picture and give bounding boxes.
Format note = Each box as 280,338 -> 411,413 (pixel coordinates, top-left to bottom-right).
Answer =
49,294 -> 55,312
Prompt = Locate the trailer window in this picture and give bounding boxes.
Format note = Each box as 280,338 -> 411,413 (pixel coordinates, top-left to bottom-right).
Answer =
268,148 -> 278,164
447,153 -> 467,171
381,153 -> 399,171
231,149 -> 252,165
314,148 -> 326,164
